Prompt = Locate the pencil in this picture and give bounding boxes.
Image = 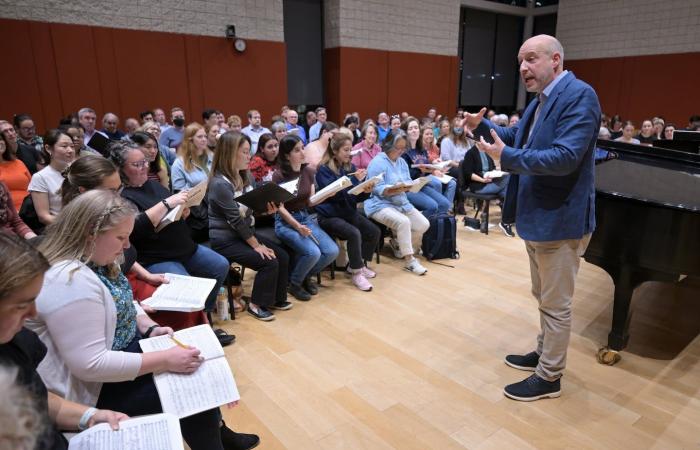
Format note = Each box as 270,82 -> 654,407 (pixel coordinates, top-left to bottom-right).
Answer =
170,336 -> 188,349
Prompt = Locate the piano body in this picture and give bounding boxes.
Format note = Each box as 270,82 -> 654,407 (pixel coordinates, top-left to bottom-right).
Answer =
584,139 -> 700,364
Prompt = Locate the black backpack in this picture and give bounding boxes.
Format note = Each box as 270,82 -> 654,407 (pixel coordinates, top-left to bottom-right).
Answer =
421,213 -> 459,260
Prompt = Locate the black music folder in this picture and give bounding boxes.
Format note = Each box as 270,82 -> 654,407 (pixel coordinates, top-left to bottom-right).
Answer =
235,183 -> 295,213
87,132 -> 112,157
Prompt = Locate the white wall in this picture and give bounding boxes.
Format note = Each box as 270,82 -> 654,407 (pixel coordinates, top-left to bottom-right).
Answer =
557,0 -> 700,60
0,0 -> 284,42
324,0 -> 461,56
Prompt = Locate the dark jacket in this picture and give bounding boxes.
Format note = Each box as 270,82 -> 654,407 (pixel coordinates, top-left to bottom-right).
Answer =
314,164 -> 366,220
461,146 -> 495,192
208,173 -> 255,242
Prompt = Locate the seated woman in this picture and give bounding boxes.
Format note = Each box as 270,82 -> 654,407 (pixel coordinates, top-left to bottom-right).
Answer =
0,233 -> 129,450
0,181 -> 35,239
205,123 -> 220,152
351,122 -> 382,170
171,123 -> 212,242
461,145 -> 513,235
248,133 -> 279,184
273,135 -> 339,301
28,129 -> 75,226
303,121 -> 338,169
343,115 -> 361,145
365,130 -> 430,275
635,119 -> 655,146
0,131 -> 32,211
109,142 -> 232,346
270,121 -> 288,143
614,121 -> 640,145
140,121 -> 176,166
131,131 -> 169,189
61,154 -> 207,331
316,133 -> 380,291
26,191 -> 259,450
401,117 -> 455,217
209,132 -> 292,321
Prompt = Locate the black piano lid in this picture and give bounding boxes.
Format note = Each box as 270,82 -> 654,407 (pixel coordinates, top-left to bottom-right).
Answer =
595,140 -> 700,212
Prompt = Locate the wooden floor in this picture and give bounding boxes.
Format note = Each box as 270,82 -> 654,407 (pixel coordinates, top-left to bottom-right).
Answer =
217,210 -> 700,450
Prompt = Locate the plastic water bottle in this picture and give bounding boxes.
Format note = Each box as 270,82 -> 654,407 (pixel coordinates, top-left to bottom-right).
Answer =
215,288 -> 229,322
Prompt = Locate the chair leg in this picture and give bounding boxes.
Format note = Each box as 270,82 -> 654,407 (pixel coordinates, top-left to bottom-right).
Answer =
480,201 -> 491,235
330,261 -> 336,280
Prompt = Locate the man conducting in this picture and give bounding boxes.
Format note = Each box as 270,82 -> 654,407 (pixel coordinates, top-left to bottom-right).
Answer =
465,34 -> 601,401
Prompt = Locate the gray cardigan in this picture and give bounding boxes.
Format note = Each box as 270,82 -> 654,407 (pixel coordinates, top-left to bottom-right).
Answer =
208,173 -> 255,241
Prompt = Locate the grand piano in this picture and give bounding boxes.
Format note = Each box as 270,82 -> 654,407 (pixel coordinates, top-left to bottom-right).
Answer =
584,139 -> 700,364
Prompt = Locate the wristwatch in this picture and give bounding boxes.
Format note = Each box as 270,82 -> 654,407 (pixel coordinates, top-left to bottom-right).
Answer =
143,324 -> 159,338
161,199 -> 172,211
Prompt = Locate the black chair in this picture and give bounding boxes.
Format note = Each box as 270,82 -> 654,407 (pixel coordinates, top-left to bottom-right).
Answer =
462,190 -> 499,235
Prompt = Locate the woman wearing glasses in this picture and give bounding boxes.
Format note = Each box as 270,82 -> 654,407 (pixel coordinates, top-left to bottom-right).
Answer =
108,142 -> 233,346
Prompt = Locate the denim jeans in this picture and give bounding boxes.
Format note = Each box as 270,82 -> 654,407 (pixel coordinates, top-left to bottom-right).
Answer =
145,244 -> 229,312
275,211 -> 339,286
429,175 -> 457,205
473,174 -> 510,200
407,184 -> 452,218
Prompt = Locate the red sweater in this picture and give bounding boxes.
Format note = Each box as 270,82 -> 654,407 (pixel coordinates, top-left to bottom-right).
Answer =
0,181 -> 32,238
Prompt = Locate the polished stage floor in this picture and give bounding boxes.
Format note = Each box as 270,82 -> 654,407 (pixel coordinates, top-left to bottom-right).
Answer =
217,210 -> 700,450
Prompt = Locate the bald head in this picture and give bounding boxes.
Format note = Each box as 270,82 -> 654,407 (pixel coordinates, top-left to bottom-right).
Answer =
518,34 -> 565,94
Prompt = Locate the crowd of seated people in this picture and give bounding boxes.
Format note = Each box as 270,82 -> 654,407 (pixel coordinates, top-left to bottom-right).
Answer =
1,103 -> 697,448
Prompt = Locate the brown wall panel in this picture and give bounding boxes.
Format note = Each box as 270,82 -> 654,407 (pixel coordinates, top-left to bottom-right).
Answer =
0,18 -> 287,134
324,47 -> 457,124
0,20 -> 45,130
567,52 -> 700,127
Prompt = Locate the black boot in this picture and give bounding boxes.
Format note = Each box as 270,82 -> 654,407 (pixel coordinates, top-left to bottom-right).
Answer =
220,422 -> 260,450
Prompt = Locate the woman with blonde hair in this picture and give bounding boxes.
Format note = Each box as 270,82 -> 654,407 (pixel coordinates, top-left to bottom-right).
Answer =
26,190 -> 259,450
316,132 -> 380,291
0,232 -> 128,450
209,132 -> 292,321
171,122 -> 212,241
172,122 -> 211,192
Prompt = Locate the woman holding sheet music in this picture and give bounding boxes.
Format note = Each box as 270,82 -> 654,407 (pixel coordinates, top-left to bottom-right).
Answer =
273,134 -> 339,301
316,132 -> 380,291
365,129 -> 430,275
25,190 -> 260,450
109,142 -> 232,346
350,121 -> 382,170
209,132 -> 292,321
401,117 -> 455,217
0,232 -> 129,450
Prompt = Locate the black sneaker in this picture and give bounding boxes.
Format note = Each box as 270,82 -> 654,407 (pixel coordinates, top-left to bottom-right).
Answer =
220,421 -> 260,450
504,351 -> 539,371
247,305 -> 275,321
303,277 -> 319,295
213,328 -> 235,347
270,301 -> 293,311
288,284 -> 311,301
504,373 -> 561,401
499,222 -> 515,237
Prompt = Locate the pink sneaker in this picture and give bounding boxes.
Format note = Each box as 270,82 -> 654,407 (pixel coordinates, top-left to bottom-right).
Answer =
361,266 -> 376,278
351,271 -> 373,291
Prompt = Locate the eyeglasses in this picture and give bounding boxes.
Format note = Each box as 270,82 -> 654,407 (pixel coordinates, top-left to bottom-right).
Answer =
19,126 -> 35,132
128,160 -> 149,169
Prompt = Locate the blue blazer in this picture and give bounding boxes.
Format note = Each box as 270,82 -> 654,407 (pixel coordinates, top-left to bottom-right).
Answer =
475,72 -> 601,242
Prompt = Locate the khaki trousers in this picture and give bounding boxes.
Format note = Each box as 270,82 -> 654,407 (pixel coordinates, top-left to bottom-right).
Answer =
525,233 -> 591,381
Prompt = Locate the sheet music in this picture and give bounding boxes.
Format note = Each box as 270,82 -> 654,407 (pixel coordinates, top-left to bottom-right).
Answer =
483,170 -> 507,179
309,176 -> 352,203
141,274 -> 215,312
183,180 -> 207,207
279,178 -> 299,194
155,358 -> 240,418
387,177 -> 430,193
348,173 -> 384,195
411,161 -> 451,171
139,325 -> 224,361
68,413 -> 183,450
436,174 -> 454,184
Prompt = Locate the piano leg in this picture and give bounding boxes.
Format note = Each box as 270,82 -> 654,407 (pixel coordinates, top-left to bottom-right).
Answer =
596,264 -> 679,365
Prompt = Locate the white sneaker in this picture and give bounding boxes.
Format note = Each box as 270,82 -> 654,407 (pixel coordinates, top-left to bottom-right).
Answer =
389,238 -> 403,259
404,258 -> 427,275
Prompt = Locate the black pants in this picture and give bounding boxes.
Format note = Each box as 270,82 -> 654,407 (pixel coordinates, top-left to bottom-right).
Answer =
211,233 -> 289,307
96,337 -> 224,450
318,213 -> 380,270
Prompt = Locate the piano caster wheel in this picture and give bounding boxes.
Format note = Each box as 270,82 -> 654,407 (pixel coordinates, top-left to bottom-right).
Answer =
596,347 -> 621,366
